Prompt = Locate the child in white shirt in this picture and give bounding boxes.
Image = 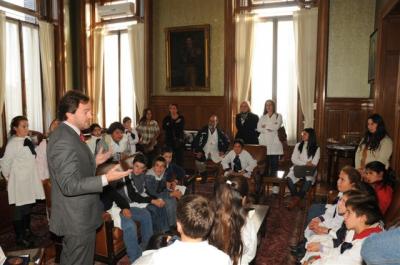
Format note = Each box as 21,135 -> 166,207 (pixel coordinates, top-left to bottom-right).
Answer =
142,195 -> 231,265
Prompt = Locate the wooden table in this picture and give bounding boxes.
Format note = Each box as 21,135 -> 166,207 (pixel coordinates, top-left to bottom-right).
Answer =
263,171 -> 287,207
249,204 -> 269,239
326,144 -> 356,188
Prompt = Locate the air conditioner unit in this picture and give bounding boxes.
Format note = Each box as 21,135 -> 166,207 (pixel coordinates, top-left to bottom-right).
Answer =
98,2 -> 135,18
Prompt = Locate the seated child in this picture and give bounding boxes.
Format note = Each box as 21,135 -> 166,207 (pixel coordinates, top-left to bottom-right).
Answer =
363,161 -> 395,214
86,123 -> 102,155
301,187 -> 376,263
147,195 -> 231,265
221,138 -> 257,179
303,193 -> 383,265
145,156 -> 181,228
96,121 -> 131,161
115,154 -> 170,233
101,185 -> 153,263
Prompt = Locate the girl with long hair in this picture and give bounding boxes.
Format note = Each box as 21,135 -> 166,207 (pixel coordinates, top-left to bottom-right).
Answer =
209,176 -> 257,265
136,108 -> 160,167
1,116 -> 45,247
355,113 -> 392,175
287,128 -> 320,209
257,99 -> 284,178
364,161 -> 396,214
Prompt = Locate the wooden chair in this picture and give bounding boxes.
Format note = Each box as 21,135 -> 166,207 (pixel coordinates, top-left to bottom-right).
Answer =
42,179 -> 62,264
243,144 -> 267,197
94,162 -> 127,265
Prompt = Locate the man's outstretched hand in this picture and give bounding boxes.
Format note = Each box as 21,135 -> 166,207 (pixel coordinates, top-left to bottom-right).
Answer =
105,164 -> 132,182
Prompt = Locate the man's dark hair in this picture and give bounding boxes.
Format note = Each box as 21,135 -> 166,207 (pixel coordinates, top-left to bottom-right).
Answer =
122,116 -> 131,124
177,195 -> 214,239
233,138 -> 245,147
133,153 -> 147,166
57,90 -> 89,121
107,122 -> 125,135
90,123 -> 101,133
161,146 -> 174,155
152,156 -> 167,167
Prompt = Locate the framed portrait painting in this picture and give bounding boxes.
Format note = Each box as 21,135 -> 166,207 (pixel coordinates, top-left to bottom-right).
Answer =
165,24 -> 210,91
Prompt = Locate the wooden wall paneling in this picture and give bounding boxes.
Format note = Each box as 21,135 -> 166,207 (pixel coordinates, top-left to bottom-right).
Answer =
314,0 -> 329,179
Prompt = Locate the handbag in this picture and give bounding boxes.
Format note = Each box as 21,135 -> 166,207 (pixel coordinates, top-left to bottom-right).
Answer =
293,165 -> 317,179
278,126 -> 287,142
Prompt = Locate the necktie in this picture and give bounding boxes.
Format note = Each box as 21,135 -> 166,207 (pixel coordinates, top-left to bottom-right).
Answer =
333,222 -> 347,248
340,242 -> 353,254
23,138 -> 37,157
233,155 -> 242,172
124,176 -> 136,202
210,127 -> 215,134
79,133 -> 85,142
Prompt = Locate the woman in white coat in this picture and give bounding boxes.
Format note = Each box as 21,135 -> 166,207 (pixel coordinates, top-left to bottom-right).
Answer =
257,99 -> 283,177
287,128 -> 320,209
1,116 -> 45,247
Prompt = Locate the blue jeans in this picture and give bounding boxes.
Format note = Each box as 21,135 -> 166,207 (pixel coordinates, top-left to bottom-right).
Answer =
361,227 -> 400,265
159,193 -> 177,227
120,207 -> 153,263
146,204 -> 170,233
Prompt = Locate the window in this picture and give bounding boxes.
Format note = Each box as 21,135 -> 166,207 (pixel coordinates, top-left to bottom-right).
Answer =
4,18 -> 43,133
251,9 -> 298,144
103,31 -> 135,128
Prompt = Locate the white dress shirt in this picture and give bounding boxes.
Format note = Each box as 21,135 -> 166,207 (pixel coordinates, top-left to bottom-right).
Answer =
221,150 -> 257,178
147,240 -> 232,265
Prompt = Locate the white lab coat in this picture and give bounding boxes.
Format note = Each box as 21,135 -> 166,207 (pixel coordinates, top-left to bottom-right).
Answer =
0,136 -> 45,206
287,142 -> 320,184
257,113 -> 283,155
125,129 -> 139,155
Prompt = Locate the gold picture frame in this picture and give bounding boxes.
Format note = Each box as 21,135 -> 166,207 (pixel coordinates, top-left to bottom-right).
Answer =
165,24 -> 210,91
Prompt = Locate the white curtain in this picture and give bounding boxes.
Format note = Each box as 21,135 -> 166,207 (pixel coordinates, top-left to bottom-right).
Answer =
92,28 -> 104,125
128,23 -> 145,117
0,12 -> 6,145
23,25 -> 43,132
293,8 -> 318,128
235,14 -> 255,111
38,20 -> 56,131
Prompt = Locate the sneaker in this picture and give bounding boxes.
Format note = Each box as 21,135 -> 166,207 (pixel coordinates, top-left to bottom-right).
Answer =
272,186 -> 280,194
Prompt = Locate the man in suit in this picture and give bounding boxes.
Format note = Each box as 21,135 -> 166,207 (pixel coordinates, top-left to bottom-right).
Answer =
47,90 -> 132,265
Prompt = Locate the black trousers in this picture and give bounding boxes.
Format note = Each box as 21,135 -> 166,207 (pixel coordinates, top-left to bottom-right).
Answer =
60,231 -> 96,265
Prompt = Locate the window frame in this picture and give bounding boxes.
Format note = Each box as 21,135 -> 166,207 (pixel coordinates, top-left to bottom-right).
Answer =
102,28 -> 136,128
2,15 -> 45,138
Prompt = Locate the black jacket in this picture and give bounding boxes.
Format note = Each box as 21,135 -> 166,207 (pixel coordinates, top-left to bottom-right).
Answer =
191,126 -> 230,155
101,185 -> 130,211
235,112 -> 259,144
162,114 -> 185,147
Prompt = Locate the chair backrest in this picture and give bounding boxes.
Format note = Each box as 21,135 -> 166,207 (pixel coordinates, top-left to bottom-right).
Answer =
384,181 -> 400,227
42,179 -> 52,217
243,144 -> 267,164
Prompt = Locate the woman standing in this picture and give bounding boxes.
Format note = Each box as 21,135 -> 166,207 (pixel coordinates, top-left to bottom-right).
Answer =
355,114 -> 392,175
1,116 -> 45,247
136,108 -> 160,167
257,99 -> 283,177
162,104 -> 185,167
235,101 -> 259,144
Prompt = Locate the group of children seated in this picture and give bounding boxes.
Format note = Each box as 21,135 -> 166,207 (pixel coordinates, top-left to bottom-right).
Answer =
290,164 -> 396,265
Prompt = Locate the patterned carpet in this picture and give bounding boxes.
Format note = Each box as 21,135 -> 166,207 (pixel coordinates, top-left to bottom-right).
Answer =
0,181 -> 306,265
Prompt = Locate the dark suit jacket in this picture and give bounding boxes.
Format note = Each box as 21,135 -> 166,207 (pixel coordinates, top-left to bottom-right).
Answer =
191,126 -> 230,156
47,123 -> 103,236
235,112 -> 259,144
